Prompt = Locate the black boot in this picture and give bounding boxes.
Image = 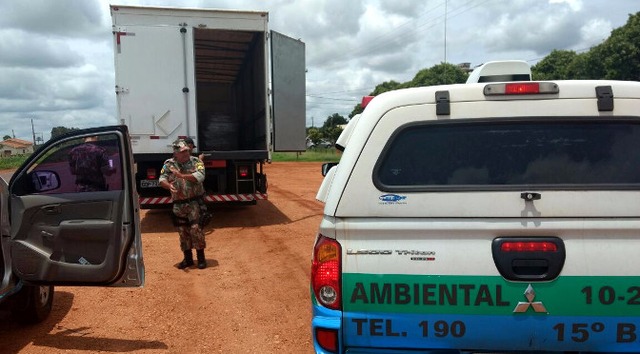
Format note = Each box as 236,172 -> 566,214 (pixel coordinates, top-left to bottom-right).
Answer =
177,250 -> 194,269
196,249 -> 207,269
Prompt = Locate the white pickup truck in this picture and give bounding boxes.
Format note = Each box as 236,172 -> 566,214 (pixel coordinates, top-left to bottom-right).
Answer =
311,62 -> 640,353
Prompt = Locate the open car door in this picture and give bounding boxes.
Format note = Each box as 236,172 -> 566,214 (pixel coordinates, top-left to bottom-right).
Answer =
6,125 -> 144,287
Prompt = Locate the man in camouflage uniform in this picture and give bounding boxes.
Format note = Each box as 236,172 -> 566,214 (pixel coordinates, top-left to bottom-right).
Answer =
183,137 -> 213,228
159,140 -> 208,269
69,136 -> 114,192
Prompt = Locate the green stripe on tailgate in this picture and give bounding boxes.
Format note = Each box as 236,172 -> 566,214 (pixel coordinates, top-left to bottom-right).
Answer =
343,274 -> 640,316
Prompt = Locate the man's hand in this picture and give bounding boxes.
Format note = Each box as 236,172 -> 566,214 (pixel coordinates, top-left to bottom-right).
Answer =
159,179 -> 177,194
169,166 -> 197,182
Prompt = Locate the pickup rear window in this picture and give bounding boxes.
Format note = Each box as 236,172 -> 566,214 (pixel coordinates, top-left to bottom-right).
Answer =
374,118 -> 640,190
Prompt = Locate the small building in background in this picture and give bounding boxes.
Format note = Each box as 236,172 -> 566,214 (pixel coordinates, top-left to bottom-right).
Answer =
1,138 -> 34,157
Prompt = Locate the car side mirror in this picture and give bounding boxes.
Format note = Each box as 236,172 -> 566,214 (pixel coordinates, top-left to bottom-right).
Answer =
321,162 -> 338,177
30,171 -> 60,192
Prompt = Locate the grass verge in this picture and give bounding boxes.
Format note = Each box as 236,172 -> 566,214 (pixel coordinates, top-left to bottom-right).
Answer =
0,149 -> 339,170
0,155 -> 27,170
272,148 -> 340,162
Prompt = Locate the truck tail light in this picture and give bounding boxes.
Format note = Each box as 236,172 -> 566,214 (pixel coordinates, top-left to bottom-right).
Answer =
315,328 -> 338,352
238,165 -> 249,178
146,168 -> 156,179
501,241 -> 558,252
311,235 -> 341,310
484,82 -> 559,96
204,160 -> 226,168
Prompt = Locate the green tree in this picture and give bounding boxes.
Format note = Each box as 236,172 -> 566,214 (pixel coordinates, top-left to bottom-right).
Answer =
349,63 -> 469,117
322,113 -> 348,129
322,126 -> 344,146
349,80 -> 404,117
320,113 -> 347,145
371,80 -> 403,95
565,51 -> 605,79
51,126 -> 79,139
531,12 -> 639,81
532,50 -> 578,80
349,104 -> 364,118
407,62 -> 468,87
3,135 -> 11,140
597,12 -> 640,80
306,127 -> 323,147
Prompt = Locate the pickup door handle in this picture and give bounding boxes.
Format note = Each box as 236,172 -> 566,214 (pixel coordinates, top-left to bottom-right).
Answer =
42,205 -> 61,215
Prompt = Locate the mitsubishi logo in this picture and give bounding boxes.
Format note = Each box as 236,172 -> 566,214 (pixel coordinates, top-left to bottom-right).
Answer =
513,284 -> 548,313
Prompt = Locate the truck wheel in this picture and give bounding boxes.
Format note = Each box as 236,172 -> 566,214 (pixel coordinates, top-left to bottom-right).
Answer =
11,284 -> 54,324
256,174 -> 268,194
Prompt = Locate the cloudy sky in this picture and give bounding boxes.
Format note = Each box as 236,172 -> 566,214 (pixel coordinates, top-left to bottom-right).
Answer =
0,0 -> 637,142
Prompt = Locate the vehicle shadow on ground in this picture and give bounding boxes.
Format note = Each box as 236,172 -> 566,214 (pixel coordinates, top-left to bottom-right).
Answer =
0,291 -> 168,353
31,328 -> 168,352
140,200 -> 291,232
0,291 -> 73,352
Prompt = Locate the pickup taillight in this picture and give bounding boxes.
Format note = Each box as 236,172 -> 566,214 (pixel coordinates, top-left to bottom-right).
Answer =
311,235 -> 341,310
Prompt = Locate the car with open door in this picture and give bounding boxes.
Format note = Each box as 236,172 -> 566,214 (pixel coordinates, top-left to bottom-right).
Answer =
0,125 -> 144,324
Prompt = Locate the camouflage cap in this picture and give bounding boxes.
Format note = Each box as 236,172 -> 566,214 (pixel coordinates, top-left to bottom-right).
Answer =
183,137 -> 196,148
172,139 -> 190,152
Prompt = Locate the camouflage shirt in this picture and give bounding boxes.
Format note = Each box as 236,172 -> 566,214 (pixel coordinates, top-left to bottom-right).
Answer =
69,142 -> 111,191
159,156 -> 205,201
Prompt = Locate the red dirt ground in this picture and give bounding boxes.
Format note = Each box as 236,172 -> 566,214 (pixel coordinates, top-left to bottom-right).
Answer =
0,162 -> 325,353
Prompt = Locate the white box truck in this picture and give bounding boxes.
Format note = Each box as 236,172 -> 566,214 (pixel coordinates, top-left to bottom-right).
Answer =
110,5 -> 306,208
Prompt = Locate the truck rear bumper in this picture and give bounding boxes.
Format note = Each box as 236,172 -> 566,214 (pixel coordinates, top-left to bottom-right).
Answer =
139,192 -> 267,208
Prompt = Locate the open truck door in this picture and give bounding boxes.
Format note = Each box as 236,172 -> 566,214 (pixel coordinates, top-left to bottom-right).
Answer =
271,30 -> 306,152
4,125 -> 144,287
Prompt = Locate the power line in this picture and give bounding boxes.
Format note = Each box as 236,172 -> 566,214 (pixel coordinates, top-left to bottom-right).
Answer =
307,94 -> 357,102
342,0 -> 487,63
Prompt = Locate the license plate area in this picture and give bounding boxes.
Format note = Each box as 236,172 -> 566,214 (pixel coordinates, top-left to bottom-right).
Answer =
140,179 -> 159,188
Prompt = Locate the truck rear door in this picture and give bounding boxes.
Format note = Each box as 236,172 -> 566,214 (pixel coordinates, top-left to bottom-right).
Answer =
270,30 -> 306,152
112,11 -> 192,150
4,125 -> 144,287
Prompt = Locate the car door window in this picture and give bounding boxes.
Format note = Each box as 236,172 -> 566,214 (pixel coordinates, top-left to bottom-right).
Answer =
23,135 -> 123,195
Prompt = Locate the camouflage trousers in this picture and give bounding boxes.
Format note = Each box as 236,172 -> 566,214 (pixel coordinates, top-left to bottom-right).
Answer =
172,200 -> 206,251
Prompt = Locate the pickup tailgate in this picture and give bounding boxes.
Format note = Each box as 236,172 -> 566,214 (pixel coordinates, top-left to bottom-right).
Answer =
339,217 -> 640,352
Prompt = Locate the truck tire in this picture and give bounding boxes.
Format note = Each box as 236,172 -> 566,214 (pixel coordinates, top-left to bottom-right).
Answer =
11,284 -> 54,324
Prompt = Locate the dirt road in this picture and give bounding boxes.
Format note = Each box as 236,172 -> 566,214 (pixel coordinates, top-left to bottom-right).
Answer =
0,162 -> 324,353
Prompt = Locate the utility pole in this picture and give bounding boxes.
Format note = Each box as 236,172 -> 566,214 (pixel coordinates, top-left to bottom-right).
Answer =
31,118 -> 36,145
443,0 -> 448,84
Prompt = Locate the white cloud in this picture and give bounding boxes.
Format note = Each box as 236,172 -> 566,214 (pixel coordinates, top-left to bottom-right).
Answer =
0,29 -> 84,68
549,0 -> 583,12
0,0 -> 105,38
0,0 -> 637,141
578,18 -> 612,49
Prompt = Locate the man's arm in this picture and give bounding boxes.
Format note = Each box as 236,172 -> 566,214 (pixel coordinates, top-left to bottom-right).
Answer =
159,162 -> 177,194
169,158 -> 205,183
